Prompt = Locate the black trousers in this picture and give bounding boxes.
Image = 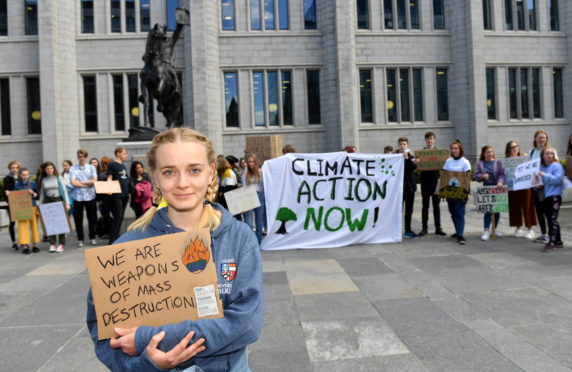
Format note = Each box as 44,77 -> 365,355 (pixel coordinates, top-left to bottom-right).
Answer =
403,189 -> 415,233
109,197 -> 129,244
73,199 -> 97,242
532,189 -> 547,235
421,192 -> 441,231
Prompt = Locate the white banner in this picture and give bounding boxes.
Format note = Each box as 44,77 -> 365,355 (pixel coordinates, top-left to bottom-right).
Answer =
261,153 -> 404,250
512,158 -> 543,191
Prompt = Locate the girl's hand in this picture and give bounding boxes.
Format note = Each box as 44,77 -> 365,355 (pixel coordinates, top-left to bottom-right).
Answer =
146,331 -> 206,370
109,327 -> 139,356
482,174 -> 489,180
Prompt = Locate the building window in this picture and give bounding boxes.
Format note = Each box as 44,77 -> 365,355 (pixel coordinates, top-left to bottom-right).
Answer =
166,0 -> 178,31
81,0 -> 95,33
125,0 -> 136,32
436,68 -> 448,121
433,0 -> 445,30
282,70 -> 293,125
307,70 -> 321,124
83,76 -> 98,132
359,69 -> 373,122
112,75 -> 125,131
0,0 -> 7,36
505,0 -> 537,31
140,0 -> 150,32
553,68 -> 563,118
251,70 -> 293,127
486,68 -> 496,120
250,0 -> 289,30
304,0 -> 317,30
0,78 -> 10,135
224,72 -> 239,127
127,74 -> 139,128
25,0 -> 38,35
26,77 -> 41,135
221,0 -> 235,30
386,68 -> 423,123
549,0 -> 559,31
384,0 -> 419,30
357,0 -> 369,30
509,67 -> 541,120
110,0 -> 121,32
483,0 -> 492,30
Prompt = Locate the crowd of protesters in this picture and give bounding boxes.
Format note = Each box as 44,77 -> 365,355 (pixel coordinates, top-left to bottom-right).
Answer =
3,131 -> 571,254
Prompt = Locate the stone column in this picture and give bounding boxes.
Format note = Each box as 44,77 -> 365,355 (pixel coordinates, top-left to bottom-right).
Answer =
38,1 -> 80,165
184,0 -> 223,152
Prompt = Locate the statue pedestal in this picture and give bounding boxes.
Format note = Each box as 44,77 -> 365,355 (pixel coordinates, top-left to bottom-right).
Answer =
122,141 -> 152,166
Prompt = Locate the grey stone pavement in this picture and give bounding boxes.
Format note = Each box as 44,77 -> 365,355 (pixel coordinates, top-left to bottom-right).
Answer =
1,194 -> 572,372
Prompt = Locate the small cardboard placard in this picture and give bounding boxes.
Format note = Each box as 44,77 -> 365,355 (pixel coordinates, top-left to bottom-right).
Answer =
415,149 -> 450,171
39,201 -> 71,236
501,156 -> 528,190
512,158 -> 543,191
246,135 -> 283,164
8,190 -> 33,221
474,185 -> 509,213
567,156 -> 572,181
438,171 -> 471,199
85,230 -> 224,340
224,186 -> 261,215
94,181 -> 122,194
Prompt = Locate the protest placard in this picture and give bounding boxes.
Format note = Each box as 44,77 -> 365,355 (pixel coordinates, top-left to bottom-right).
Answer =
414,149 -> 449,171
512,158 -> 543,191
501,156 -> 528,190
474,186 -> 509,213
224,186 -> 261,215
246,135 -> 283,164
261,153 -> 404,250
567,156 -> 572,180
8,190 -> 33,221
38,201 -> 70,236
438,171 -> 471,199
94,181 -> 122,194
85,230 -> 224,340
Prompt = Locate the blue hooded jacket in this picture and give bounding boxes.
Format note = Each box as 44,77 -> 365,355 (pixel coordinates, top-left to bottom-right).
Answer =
86,203 -> 264,371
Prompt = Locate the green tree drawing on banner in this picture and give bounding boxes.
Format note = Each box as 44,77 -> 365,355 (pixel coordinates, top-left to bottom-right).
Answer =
275,207 -> 297,234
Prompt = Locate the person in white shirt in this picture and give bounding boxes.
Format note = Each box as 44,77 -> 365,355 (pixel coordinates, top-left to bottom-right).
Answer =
442,140 -> 471,245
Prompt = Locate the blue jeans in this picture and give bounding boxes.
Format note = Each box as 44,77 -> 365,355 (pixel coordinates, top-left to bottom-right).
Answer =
447,199 -> 466,236
170,350 -> 250,372
483,212 -> 500,230
243,191 -> 265,244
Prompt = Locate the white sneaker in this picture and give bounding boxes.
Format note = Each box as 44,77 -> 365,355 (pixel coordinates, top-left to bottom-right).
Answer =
77,240 -> 84,247
481,231 -> 490,241
495,231 -> 503,238
525,229 -> 535,240
49,244 -> 57,253
514,227 -> 524,238
56,245 -> 64,253
90,239 -> 97,246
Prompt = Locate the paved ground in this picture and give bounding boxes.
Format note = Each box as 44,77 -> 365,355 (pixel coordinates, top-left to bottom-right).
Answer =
1,196 -> 571,372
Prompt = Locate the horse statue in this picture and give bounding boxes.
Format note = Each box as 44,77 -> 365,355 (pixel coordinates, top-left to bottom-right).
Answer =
138,9 -> 188,128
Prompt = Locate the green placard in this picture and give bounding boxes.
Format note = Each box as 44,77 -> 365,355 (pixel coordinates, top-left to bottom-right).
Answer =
415,149 -> 450,171
474,186 -> 509,214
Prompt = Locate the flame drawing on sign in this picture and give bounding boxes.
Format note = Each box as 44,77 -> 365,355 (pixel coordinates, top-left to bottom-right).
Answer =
182,237 -> 210,274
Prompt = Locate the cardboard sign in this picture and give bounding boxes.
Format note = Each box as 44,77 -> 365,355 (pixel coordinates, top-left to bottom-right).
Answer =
501,156 -> 528,190
438,171 -> 471,199
246,135 -> 283,164
474,186 -> 509,213
85,230 -> 224,340
567,156 -> 572,181
39,201 -> 71,236
94,181 -> 122,194
512,158 -> 543,191
224,186 -> 261,215
415,149 -> 450,171
8,190 -> 34,221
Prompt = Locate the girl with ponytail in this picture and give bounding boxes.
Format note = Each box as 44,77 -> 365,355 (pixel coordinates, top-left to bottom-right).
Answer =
87,128 -> 264,372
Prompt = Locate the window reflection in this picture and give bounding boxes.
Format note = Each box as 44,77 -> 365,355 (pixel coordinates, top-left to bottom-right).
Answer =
25,0 -> 38,35
224,72 -> 239,127
253,72 -> 265,126
222,0 -> 235,30
359,69 -> 373,122
304,0 -> 317,29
